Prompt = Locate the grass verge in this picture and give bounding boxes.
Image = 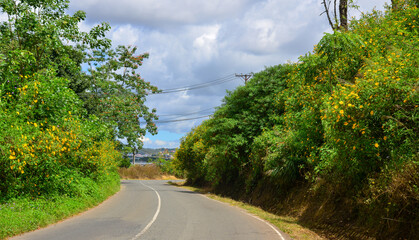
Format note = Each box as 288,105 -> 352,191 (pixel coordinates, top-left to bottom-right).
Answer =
169,181 -> 325,240
0,173 -> 120,239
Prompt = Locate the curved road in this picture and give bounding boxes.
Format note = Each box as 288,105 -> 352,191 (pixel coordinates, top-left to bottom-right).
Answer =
11,180 -> 290,240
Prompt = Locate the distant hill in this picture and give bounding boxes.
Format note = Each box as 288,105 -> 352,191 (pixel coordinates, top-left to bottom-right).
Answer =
138,148 -> 176,155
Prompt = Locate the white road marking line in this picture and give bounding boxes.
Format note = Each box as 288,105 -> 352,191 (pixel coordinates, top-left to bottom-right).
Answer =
241,210 -> 286,240
199,194 -> 286,240
131,181 -> 161,240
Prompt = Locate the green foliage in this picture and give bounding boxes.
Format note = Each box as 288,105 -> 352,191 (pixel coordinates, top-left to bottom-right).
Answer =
174,65 -> 293,187
0,0 -> 158,154
152,157 -> 183,177
0,172 -> 120,239
174,2 -> 418,236
82,45 -> 158,151
173,124 -> 209,184
316,3 -> 418,186
0,0 -> 156,202
118,157 -> 131,168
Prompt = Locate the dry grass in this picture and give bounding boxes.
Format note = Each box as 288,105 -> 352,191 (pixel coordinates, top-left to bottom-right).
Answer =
118,164 -> 179,180
169,181 -> 325,240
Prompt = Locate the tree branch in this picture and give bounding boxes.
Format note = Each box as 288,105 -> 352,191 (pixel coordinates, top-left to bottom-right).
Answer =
322,0 -> 336,30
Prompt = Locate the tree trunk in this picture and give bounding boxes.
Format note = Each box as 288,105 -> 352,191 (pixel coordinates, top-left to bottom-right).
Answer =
322,0 -> 349,31
339,0 -> 348,30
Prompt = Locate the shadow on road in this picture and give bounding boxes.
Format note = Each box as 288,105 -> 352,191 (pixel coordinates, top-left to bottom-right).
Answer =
174,190 -> 201,195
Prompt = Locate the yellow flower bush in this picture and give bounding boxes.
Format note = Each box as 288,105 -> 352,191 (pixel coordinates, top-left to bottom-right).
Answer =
1,71 -> 121,198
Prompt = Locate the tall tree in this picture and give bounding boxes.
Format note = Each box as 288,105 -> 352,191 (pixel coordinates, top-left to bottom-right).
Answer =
0,0 -> 158,152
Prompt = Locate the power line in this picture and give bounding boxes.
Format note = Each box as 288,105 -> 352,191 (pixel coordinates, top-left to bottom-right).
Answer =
152,74 -> 237,94
157,107 -> 216,117
154,114 -> 212,124
161,74 -> 235,91
158,77 -> 235,93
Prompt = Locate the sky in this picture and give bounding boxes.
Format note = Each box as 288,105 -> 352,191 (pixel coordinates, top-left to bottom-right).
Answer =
68,0 -> 390,149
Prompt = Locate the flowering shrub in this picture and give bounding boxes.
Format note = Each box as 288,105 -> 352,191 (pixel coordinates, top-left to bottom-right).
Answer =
316,5 -> 418,185
0,70 -> 120,198
0,0 -> 158,201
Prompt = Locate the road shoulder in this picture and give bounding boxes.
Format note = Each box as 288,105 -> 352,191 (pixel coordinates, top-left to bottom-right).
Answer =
169,181 -> 324,240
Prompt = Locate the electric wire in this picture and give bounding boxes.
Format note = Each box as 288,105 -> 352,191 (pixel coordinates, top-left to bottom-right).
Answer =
159,74 -> 235,91
153,74 -> 237,94
147,74 -> 235,124
154,114 -> 212,124
156,107 -> 216,117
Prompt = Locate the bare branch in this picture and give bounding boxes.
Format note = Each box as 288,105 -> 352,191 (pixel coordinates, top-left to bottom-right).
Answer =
322,0 -> 336,30
334,0 -> 338,24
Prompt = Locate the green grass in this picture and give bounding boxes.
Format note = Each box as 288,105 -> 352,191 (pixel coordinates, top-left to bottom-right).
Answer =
170,182 -> 324,240
0,173 -> 120,239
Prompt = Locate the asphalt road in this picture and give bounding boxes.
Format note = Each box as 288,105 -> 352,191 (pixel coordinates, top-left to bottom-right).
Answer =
11,180 -> 290,240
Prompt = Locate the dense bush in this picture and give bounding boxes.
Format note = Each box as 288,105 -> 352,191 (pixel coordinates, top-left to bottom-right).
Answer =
0,68 -> 120,199
0,0 -> 154,201
174,1 -> 418,237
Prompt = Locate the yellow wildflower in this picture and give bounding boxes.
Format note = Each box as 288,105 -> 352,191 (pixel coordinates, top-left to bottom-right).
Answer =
374,143 -> 379,148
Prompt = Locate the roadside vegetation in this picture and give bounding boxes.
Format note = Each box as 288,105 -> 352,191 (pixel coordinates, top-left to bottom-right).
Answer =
118,156 -> 184,180
0,174 -> 119,239
118,164 -> 180,180
173,1 -> 418,239
0,0 -> 157,238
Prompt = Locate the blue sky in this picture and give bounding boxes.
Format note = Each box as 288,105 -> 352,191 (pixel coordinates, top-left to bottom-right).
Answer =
68,0 -> 390,148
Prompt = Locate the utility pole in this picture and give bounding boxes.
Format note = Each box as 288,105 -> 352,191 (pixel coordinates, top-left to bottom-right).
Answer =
235,73 -> 253,85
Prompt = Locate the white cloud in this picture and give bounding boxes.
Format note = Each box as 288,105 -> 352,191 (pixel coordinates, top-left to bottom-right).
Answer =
66,0 -> 390,147
193,25 -> 220,62
110,25 -> 140,46
143,139 -> 180,148
139,136 -> 151,143
69,0 -> 253,28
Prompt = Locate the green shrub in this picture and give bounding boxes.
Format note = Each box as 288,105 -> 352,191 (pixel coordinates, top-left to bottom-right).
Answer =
118,157 -> 131,168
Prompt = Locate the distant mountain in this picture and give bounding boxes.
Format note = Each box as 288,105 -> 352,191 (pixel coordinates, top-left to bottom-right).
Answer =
138,148 -> 176,155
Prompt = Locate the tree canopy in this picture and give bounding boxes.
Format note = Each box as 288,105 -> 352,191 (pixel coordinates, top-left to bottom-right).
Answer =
0,0 -> 158,199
